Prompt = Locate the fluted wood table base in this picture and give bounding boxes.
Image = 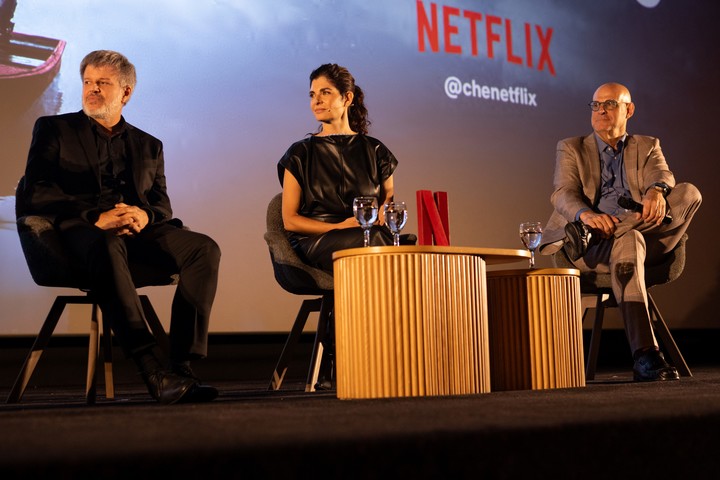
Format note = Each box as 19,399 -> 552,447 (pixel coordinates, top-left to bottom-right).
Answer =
332,246 -> 529,400
486,268 -> 585,391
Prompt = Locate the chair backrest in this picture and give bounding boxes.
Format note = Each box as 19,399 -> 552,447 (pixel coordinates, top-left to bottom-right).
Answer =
264,193 -> 333,295
552,233 -> 688,293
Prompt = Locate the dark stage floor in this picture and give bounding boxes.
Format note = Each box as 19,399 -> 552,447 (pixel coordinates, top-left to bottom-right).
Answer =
2,365 -> 720,480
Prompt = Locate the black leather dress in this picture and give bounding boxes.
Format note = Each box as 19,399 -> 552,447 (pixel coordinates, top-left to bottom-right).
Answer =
277,134 -> 397,272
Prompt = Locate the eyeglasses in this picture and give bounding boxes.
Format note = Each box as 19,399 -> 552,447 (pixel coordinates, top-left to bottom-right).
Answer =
588,100 -> 628,112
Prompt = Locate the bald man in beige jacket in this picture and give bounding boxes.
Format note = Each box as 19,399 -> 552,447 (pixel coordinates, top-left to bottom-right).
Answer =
540,82 -> 701,382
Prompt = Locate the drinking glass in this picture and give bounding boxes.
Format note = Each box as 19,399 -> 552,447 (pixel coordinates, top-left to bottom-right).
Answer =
519,221 -> 543,268
353,196 -> 379,247
383,202 -> 408,246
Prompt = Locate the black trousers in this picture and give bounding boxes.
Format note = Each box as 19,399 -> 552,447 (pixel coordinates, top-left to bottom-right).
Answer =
58,220 -> 221,361
294,225 -> 393,273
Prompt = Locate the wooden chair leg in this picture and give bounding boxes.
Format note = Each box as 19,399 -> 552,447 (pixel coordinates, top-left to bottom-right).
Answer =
268,297 -> 322,391
6,296 -> 71,404
100,308 -> 115,399
648,293 -> 692,377
86,303 -> 99,404
306,295 -> 334,392
306,336 -> 324,393
7,294 -> 169,404
585,293 -> 606,381
7,295 -> 117,404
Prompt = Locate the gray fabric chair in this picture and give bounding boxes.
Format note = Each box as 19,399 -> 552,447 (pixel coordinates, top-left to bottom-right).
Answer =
553,233 -> 690,380
264,193 -> 334,392
264,193 -> 417,391
7,178 -> 176,404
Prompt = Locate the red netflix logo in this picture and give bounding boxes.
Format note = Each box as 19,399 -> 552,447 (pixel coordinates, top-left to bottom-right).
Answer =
416,1 -> 556,76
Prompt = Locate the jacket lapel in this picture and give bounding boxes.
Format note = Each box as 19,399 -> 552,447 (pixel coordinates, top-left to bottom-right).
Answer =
126,125 -> 147,203
582,134 -> 601,205
623,135 -> 642,201
71,112 -> 101,183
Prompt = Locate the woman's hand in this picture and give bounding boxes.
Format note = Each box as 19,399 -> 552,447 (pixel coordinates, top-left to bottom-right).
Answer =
336,216 -> 360,229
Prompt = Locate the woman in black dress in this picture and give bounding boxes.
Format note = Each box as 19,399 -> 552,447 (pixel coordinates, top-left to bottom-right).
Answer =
278,63 -> 398,273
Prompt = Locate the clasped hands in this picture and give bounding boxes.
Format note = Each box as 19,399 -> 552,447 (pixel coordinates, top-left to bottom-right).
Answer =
579,189 -> 667,239
94,203 -> 149,236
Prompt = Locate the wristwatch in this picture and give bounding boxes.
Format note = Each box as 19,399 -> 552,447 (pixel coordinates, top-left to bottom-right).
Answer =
648,182 -> 670,197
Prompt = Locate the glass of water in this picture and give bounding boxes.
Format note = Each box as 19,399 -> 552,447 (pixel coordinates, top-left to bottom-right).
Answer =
383,202 -> 408,246
353,196 -> 379,247
519,221 -> 543,268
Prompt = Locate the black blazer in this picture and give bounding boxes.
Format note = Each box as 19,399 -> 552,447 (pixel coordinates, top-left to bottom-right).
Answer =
17,111 -> 173,226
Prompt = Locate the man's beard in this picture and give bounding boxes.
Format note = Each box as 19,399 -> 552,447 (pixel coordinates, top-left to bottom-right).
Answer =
83,94 -> 123,121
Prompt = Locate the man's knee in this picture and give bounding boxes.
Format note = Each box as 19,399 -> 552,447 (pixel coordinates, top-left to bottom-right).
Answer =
192,232 -> 221,268
203,236 -> 221,266
670,182 -> 702,213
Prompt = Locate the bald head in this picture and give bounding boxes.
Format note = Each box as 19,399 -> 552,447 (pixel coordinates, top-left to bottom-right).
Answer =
594,82 -> 632,104
591,82 -> 635,147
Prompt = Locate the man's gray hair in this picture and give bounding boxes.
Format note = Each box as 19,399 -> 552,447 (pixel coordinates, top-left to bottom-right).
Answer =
79,50 -> 137,89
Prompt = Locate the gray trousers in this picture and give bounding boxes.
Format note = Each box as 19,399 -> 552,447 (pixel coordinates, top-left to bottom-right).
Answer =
572,183 -> 702,354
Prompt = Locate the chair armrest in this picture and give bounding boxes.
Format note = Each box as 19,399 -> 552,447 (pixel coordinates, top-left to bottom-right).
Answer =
17,215 -> 86,287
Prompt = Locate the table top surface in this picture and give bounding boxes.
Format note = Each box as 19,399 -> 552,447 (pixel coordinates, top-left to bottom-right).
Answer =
332,245 -> 531,265
487,267 -> 580,277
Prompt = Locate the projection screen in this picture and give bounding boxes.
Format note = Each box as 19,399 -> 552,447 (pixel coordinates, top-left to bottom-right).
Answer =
0,0 -> 717,335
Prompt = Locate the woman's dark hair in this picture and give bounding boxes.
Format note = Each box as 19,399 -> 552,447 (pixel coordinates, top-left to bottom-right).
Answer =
310,63 -> 370,135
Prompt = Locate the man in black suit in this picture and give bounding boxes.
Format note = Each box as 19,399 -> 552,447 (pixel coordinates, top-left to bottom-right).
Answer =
17,50 -> 221,404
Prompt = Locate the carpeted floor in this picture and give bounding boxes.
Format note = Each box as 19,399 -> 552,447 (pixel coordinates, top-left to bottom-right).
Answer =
2,366 -> 720,479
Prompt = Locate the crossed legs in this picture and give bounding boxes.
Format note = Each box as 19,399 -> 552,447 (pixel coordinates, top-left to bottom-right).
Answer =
573,182 -> 701,354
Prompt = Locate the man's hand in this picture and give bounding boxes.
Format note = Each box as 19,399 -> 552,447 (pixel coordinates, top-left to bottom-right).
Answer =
95,203 -> 149,236
641,188 -> 668,226
578,210 -> 619,238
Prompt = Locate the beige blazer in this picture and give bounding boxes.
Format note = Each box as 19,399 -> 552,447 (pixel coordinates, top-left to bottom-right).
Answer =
540,133 -> 675,249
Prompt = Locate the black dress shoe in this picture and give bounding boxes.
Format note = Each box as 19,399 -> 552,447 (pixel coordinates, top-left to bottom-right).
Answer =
563,221 -> 592,261
314,376 -> 334,391
171,363 -> 219,402
172,363 -> 201,381
141,370 -> 196,405
180,383 -> 219,403
633,350 -> 680,382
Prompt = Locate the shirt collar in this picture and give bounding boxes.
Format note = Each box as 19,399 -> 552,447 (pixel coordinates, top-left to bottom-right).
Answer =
87,115 -> 128,138
595,132 -> 628,155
